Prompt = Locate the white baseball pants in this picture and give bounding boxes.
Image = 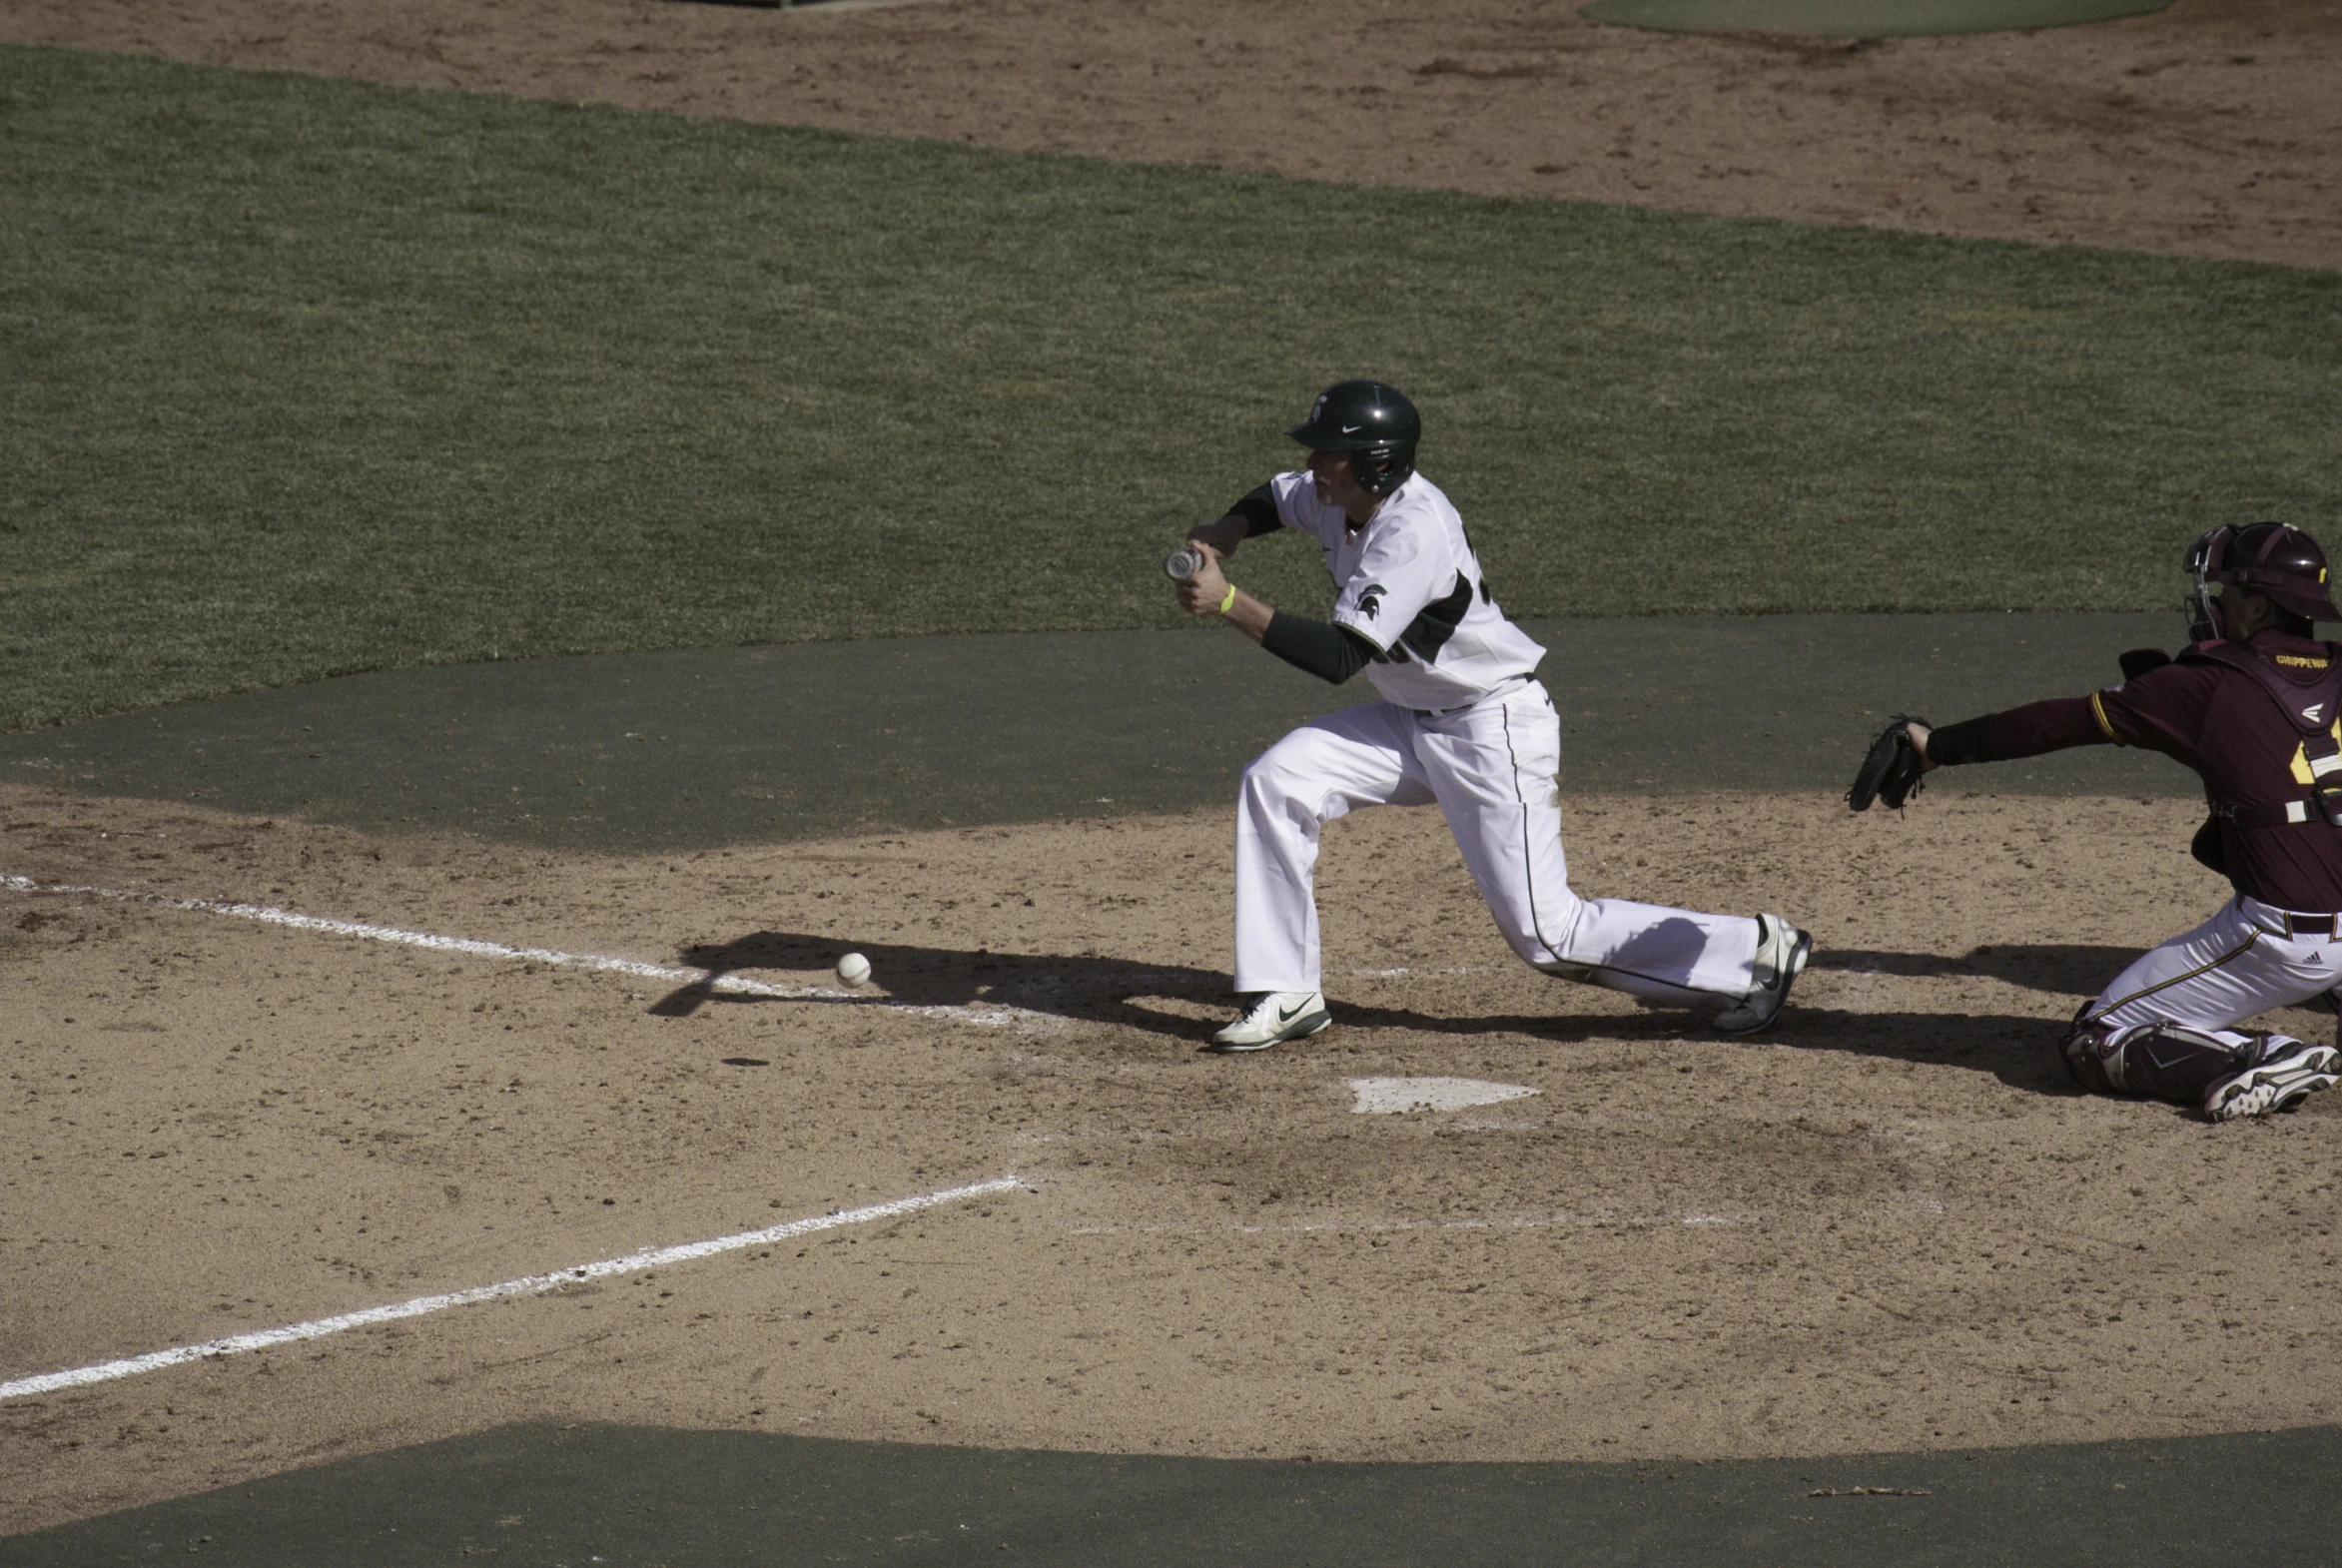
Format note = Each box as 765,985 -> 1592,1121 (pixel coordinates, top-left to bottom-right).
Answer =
1231,683 -> 1760,1001
2084,895 -> 2342,1046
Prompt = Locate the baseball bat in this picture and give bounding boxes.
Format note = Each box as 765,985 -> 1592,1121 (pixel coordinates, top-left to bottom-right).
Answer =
1164,545 -> 1205,581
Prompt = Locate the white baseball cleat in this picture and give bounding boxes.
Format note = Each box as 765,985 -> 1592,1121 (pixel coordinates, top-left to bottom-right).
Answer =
1714,914 -> 1812,1035
1209,991 -> 1331,1052
2203,1042 -> 2342,1122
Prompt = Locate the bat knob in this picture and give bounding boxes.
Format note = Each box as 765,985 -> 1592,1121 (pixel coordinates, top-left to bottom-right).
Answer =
1164,546 -> 1205,581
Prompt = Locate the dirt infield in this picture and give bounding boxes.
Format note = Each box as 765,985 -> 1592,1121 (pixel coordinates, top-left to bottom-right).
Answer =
7,781 -> 2340,1532
3,0 -> 2336,271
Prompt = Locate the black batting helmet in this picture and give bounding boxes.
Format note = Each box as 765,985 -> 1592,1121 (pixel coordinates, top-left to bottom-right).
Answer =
1288,381 -> 1420,499
2185,522 -> 2339,642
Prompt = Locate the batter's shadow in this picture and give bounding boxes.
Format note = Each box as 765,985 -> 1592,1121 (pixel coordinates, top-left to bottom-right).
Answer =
1328,1001 -> 2081,1097
648,930 -> 1232,1040
1760,1007 -> 2081,1096
1813,943 -> 2139,997
649,934 -> 2137,1085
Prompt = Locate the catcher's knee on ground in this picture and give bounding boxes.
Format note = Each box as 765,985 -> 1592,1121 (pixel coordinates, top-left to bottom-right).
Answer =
2062,1017 -> 2279,1103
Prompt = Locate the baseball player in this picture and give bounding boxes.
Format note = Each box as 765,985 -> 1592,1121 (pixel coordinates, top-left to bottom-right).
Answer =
1856,522 -> 2342,1121
1172,379 -> 1810,1050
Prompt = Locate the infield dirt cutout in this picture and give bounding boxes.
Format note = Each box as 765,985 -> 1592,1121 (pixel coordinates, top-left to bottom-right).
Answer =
3,0 -> 2336,270
6,783 -> 2340,1532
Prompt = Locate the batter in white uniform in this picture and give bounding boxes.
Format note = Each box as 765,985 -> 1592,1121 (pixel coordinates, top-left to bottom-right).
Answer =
1174,380 -> 1811,1051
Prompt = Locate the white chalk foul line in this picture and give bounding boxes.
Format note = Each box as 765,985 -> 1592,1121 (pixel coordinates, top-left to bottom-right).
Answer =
0,873 -> 1036,1028
0,1176 -> 1023,1404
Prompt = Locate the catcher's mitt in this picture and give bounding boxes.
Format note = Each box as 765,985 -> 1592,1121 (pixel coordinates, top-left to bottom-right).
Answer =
1848,715 -> 1931,812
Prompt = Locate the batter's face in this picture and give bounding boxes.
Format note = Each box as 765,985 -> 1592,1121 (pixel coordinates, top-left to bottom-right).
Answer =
1306,448 -> 1378,523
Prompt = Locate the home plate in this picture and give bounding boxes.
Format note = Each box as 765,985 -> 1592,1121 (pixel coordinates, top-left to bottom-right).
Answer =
1347,1077 -> 1542,1115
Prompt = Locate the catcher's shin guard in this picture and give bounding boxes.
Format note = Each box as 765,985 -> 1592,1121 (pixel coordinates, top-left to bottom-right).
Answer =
2062,1017 -> 2272,1104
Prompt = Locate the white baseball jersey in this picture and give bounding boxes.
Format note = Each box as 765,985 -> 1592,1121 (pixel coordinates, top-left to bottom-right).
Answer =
1266,469 -> 1545,712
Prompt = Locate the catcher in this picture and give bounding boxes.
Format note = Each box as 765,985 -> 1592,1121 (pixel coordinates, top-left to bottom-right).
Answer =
1851,522 -> 2342,1122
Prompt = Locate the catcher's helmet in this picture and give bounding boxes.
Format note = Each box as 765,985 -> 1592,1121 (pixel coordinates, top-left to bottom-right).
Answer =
2185,522 -> 2339,642
1288,381 -> 1420,498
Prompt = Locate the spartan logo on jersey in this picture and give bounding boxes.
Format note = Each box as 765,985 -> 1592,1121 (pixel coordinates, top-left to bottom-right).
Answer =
1357,583 -> 1386,621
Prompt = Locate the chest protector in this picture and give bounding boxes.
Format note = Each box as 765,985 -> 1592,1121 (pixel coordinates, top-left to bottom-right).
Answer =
2175,640 -> 2342,874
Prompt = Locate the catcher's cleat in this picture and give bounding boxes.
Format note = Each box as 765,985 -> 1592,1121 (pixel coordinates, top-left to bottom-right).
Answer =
1209,990 -> 1331,1053
2203,1042 -> 2342,1122
1714,914 -> 1811,1035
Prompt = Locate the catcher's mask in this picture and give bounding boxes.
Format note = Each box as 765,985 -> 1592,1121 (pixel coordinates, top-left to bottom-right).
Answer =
2185,522 -> 2339,643
1288,380 -> 1420,499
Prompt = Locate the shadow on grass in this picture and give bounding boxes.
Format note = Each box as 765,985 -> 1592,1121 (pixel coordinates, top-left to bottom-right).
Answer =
648,930 -> 2085,1092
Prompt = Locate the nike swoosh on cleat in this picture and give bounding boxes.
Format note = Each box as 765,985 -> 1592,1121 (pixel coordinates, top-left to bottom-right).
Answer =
1277,1002 -> 1311,1022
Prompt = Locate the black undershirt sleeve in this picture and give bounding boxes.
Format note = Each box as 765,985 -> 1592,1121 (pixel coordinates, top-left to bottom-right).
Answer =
1260,612 -> 1376,685
1929,697 -> 2109,767
1926,715 -> 1994,767
1227,484 -> 1281,537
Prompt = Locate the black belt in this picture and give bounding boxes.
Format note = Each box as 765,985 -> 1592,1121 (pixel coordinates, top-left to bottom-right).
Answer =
2261,910 -> 2340,938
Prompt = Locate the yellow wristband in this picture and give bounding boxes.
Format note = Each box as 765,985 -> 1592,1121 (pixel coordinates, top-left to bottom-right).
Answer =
1216,583 -> 1237,616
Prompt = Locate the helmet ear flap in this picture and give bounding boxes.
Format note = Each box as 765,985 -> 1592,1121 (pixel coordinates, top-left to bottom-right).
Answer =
1347,443 -> 1415,499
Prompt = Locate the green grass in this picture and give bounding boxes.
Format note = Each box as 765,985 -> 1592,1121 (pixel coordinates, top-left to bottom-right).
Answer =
3,45 -> 2337,731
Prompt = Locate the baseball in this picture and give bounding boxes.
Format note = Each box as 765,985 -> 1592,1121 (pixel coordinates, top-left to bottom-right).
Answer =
835,952 -> 871,987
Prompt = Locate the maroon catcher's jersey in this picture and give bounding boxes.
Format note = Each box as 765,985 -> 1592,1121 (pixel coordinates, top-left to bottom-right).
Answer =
1976,630 -> 2342,914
